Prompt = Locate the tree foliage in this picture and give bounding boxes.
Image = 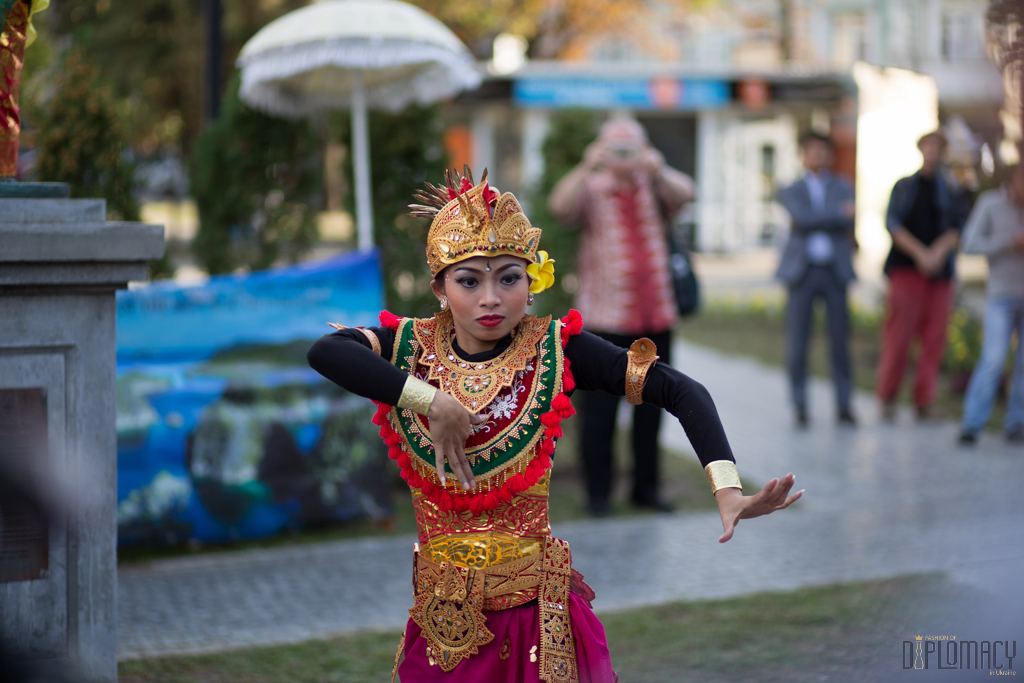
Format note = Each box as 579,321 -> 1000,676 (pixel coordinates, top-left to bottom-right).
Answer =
328,106 -> 447,318
190,78 -> 321,275
31,46 -> 139,221
45,0 -> 309,155
528,109 -> 599,317
988,0 -> 1024,59
409,0 -> 694,60
988,0 -> 1024,123
38,0 -> 690,155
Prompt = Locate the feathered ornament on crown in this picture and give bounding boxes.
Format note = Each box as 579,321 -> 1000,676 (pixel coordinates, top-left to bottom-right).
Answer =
409,165 -> 555,294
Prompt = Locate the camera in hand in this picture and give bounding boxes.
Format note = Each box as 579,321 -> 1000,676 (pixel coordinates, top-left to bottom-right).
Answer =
609,144 -> 641,160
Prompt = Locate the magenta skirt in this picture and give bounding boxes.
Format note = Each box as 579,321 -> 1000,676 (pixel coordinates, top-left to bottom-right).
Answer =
397,593 -> 619,682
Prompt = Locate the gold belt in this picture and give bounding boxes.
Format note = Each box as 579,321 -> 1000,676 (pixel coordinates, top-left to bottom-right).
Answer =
415,545 -> 544,612
407,536 -> 580,683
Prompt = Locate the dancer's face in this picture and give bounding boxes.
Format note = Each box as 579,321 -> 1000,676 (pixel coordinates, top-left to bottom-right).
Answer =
432,255 -> 530,355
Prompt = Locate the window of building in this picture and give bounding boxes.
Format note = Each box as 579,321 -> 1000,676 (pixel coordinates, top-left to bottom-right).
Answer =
831,12 -> 868,68
942,9 -> 984,60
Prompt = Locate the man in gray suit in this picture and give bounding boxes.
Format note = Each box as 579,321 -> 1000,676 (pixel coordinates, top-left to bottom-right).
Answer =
776,133 -> 857,427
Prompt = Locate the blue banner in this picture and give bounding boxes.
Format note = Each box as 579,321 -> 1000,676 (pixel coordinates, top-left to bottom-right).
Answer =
513,77 -> 730,110
115,251 -> 390,546
117,249 -> 384,363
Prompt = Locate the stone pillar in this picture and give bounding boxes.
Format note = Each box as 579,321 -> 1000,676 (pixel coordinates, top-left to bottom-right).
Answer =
0,190 -> 164,682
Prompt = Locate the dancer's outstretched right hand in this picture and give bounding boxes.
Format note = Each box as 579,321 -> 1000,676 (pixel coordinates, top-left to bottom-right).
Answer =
427,391 -> 486,491
715,473 -> 803,543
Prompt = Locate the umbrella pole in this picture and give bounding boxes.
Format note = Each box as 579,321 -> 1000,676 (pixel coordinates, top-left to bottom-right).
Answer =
351,69 -> 374,251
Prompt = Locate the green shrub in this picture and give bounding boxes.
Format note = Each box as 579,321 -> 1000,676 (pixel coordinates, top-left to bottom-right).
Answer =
328,105 -> 446,318
529,109 -> 599,317
190,77 -> 321,275
943,305 -> 984,374
31,46 -> 139,222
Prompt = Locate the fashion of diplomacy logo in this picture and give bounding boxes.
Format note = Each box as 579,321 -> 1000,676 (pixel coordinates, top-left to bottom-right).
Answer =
904,636 -> 1017,673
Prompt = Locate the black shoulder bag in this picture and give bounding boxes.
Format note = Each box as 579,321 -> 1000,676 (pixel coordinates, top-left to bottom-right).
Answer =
658,195 -> 700,317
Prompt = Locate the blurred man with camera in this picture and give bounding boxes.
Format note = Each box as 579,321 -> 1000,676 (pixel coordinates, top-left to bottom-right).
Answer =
549,117 -> 694,516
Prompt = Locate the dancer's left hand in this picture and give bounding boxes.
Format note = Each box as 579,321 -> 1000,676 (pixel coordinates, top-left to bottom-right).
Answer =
715,473 -> 802,543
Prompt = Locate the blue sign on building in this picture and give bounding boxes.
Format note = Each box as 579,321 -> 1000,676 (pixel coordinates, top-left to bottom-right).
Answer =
513,77 -> 731,110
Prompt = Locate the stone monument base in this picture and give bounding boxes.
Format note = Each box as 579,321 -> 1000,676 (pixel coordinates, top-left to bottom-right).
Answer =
0,196 -> 163,682
0,181 -> 70,199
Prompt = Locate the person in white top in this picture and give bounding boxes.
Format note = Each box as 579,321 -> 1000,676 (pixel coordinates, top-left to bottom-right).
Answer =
957,165 -> 1024,444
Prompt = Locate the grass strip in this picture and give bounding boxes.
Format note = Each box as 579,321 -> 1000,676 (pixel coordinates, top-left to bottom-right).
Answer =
120,573 -> 982,683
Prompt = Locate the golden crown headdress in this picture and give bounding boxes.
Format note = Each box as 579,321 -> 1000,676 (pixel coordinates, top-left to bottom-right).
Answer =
410,166 -> 545,278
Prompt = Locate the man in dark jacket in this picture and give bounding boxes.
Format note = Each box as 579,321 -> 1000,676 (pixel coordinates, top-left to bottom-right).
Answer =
876,131 -> 965,420
776,133 -> 857,427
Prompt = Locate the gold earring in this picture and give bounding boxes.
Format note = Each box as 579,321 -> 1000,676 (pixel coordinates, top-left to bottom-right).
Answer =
439,296 -> 449,311
527,293 -> 535,306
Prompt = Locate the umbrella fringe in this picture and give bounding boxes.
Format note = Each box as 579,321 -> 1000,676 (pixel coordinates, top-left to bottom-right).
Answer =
238,38 -> 481,118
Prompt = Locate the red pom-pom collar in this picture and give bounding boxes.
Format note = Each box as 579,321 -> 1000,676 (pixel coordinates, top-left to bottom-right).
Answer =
379,310 -> 401,331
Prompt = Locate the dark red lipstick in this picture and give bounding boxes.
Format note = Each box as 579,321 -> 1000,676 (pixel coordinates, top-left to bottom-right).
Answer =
477,315 -> 505,327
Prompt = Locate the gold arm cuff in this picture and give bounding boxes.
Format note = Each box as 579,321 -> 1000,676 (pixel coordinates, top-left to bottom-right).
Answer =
327,323 -> 383,356
625,337 -> 659,405
357,328 -> 382,355
398,377 -> 437,416
705,461 -> 742,494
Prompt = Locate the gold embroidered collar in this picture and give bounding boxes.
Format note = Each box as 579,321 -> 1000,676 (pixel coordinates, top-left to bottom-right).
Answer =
413,310 -> 552,413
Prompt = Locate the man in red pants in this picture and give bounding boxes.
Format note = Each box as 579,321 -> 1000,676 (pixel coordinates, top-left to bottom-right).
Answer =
876,131 -> 967,420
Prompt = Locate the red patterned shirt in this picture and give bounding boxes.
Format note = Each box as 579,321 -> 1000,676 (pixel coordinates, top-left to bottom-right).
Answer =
566,171 -> 678,335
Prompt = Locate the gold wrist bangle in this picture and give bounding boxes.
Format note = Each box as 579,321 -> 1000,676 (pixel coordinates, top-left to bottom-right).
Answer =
398,377 -> 437,416
705,461 -> 742,494
625,337 -> 659,405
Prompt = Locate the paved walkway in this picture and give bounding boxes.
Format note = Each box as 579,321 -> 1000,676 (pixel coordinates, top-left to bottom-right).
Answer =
118,340 -> 1024,659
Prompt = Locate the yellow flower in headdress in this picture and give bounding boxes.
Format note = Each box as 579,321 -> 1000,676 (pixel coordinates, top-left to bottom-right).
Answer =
526,251 -> 556,294
26,0 -> 49,47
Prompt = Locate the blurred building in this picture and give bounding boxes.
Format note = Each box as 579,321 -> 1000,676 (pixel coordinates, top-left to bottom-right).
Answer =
447,0 -> 1003,254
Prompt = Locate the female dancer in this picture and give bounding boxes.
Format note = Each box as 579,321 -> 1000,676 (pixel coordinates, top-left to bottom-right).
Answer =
307,168 -> 801,682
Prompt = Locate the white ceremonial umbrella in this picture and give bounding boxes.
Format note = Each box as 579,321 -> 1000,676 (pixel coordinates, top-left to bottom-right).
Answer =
237,0 -> 481,250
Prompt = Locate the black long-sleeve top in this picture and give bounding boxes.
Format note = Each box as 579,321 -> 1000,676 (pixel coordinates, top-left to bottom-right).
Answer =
307,323 -> 735,467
